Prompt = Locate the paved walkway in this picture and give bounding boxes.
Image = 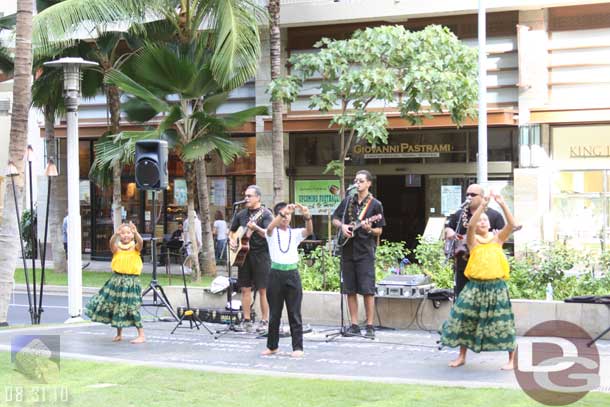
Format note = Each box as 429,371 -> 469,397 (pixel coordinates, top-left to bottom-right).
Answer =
1,321 -> 609,391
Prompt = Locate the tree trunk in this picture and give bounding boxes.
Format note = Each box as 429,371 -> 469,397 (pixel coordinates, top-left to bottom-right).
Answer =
44,109 -> 67,274
107,84 -> 123,232
0,0 -> 33,324
184,162 -> 201,281
195,159 -> 216,277
269,0 -> 285,205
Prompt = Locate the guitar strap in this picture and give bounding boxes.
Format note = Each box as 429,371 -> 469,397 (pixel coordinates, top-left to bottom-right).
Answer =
358,196 -> 373,221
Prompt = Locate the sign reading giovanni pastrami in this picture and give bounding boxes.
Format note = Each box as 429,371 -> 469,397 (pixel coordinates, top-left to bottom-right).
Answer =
352,143 -> 452,159
514,320 -> 600,406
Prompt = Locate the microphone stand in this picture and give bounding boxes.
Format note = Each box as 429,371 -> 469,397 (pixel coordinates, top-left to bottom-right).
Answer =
215,201 -> 244,339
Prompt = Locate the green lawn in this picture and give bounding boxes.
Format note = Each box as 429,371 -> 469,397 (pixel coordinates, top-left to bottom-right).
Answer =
0,352 -> 607,406
13,269 -> 214,288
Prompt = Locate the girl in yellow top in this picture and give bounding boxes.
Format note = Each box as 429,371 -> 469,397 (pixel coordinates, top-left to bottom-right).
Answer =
440,193 -> 517,370
85,221 -> 146,344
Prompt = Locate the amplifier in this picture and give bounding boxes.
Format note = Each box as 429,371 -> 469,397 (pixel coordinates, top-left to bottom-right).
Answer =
376,274 -> 434,299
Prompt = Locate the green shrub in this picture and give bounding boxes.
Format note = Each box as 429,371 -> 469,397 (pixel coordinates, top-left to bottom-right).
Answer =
20,208 -> 37,259
411,236 -> 453,289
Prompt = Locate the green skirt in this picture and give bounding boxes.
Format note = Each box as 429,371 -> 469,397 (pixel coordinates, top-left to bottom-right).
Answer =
85,273 -> 143,328
440,279 -> 515,353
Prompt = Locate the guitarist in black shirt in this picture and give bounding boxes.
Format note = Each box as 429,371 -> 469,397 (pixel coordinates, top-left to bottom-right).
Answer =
229,185 -> 273,333
332,170 -> 385,339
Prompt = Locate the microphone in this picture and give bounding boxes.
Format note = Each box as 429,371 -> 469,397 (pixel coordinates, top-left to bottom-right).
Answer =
233,199 -> 247,206
460,198 -> 471,208
346,183 -> 358,192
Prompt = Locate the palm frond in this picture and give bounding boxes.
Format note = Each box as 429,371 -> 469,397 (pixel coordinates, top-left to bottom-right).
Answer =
122,96 -> 160,123
0,44 -> 13,75
207,0 -> 266,89
32,0 -> 168,55
220,106 -> 268,128
105,68 -> 169,113
182,134 -> 244,164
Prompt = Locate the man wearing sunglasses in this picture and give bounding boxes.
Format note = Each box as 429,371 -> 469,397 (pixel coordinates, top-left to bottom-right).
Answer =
444,184 -> 505,298
229,185 -> 274,333
332,170 -> 385,339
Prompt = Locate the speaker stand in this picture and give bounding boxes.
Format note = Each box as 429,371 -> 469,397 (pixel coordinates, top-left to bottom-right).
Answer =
141,190 -> 178,321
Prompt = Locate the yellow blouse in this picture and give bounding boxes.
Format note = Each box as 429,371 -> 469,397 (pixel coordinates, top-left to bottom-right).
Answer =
111,248 -> 143,276
464,242 -> 510,281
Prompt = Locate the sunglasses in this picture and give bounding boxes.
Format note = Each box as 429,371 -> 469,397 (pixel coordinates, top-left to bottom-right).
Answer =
465,192 -> 479,197
353,178 -> 367,184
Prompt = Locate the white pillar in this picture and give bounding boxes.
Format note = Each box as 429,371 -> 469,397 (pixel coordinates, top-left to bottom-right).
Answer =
477,0 -> 488,184
66,99 -> 82,320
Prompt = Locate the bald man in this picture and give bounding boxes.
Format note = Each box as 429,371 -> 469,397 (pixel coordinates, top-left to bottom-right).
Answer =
444,184 -> 505,298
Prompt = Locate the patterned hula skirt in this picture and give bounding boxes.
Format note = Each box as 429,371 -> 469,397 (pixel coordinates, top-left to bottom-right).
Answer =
440,279 -> 516,352
85,273 -> 143,328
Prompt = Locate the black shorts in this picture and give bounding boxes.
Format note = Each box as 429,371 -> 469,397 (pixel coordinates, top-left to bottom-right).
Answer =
341,256 -> 376,295
237,250 -> 271,290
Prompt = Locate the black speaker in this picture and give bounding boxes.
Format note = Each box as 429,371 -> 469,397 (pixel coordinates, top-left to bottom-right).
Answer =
135,140 -> 168,190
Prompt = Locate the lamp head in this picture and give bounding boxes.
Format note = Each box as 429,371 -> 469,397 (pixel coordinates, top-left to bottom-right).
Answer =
5,161 -> 19,177
45,159 -> 59,177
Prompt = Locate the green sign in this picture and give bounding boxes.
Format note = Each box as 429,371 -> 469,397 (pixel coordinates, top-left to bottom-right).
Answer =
294,180 -> 341,215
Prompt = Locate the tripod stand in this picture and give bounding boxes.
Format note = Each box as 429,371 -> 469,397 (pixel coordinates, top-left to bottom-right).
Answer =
141,190 -> 179,322
215,201 -> 244,339
171,245 -> 213,335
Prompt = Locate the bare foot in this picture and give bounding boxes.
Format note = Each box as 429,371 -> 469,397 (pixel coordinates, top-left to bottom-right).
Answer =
291,350 -> 304,358
261,348 -> 278,356
501,361 -> 514,370
112,335 -> 122,342
448,357 -> 466,368
130,336 -> 146,344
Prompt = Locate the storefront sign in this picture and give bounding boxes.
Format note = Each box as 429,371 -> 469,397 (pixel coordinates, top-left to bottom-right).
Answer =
553,125 -> 610,160
173,179 -> 187,206
211,178 -> 227,207
441,185 -> 462,215
353,143 -> 452,159
294,180 -> 341,215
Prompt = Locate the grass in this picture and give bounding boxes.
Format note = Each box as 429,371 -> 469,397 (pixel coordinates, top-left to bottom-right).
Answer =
0,352 -> 608,407
13,269 -> 214,288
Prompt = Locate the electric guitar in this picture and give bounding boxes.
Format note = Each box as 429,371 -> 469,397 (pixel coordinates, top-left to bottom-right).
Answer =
336,214 -> 383,247
229,209 -> 266,267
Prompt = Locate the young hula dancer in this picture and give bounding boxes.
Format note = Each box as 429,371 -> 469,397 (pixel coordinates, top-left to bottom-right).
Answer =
85,221 -> 146,344
440,193 -> 517,370
260,203 -> 313,358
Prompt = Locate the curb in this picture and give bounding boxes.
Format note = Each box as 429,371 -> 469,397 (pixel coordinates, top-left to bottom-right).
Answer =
14,284 -> 99,295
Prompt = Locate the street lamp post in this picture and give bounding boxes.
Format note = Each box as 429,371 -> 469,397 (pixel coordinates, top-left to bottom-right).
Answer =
478,0 -> 488,184
44,58 -> 98,322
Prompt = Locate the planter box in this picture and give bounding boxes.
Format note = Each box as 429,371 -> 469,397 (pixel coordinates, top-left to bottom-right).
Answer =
160,286 -> 610,340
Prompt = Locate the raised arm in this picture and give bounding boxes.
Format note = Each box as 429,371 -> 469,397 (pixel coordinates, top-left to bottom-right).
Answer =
130,221 -> 144,252
109,232 -> 119,254
494,195 -> 517,244
466,196 -> 490,250
266,204 -> 294,237
296,204 -> 313,238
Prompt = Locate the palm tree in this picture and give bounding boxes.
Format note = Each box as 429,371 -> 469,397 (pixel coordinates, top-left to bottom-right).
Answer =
33,0 -> 267,275
90,42 -> 266,279
268,0 -> 285,205
0,0 -> 34,325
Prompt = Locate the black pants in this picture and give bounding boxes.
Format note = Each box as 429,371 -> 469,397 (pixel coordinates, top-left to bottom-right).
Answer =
266,268 -> 303,351
454,255 -> 468,299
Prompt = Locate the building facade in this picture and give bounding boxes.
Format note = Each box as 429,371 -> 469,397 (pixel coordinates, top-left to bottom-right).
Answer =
34,0 -> 610,256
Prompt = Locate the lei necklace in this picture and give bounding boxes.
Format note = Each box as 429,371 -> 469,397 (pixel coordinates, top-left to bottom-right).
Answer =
347,193 -> 372,223
118,241 -> 135,250
277,227 -> 291,254
475,232 -> 494,244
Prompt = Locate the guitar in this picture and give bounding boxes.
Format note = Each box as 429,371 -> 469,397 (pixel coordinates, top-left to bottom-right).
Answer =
229,209 -> 266,267
336,214 -> 383,247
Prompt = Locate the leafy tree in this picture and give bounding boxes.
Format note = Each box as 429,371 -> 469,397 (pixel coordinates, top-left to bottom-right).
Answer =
270,25 -> 478,194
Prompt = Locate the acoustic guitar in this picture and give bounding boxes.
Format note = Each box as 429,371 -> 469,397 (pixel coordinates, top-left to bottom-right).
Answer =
229,209 -> 266,267
336,214 -> 383,247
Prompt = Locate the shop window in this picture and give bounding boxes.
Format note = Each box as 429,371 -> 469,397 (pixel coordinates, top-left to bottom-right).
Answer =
551,170 -> 609,251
